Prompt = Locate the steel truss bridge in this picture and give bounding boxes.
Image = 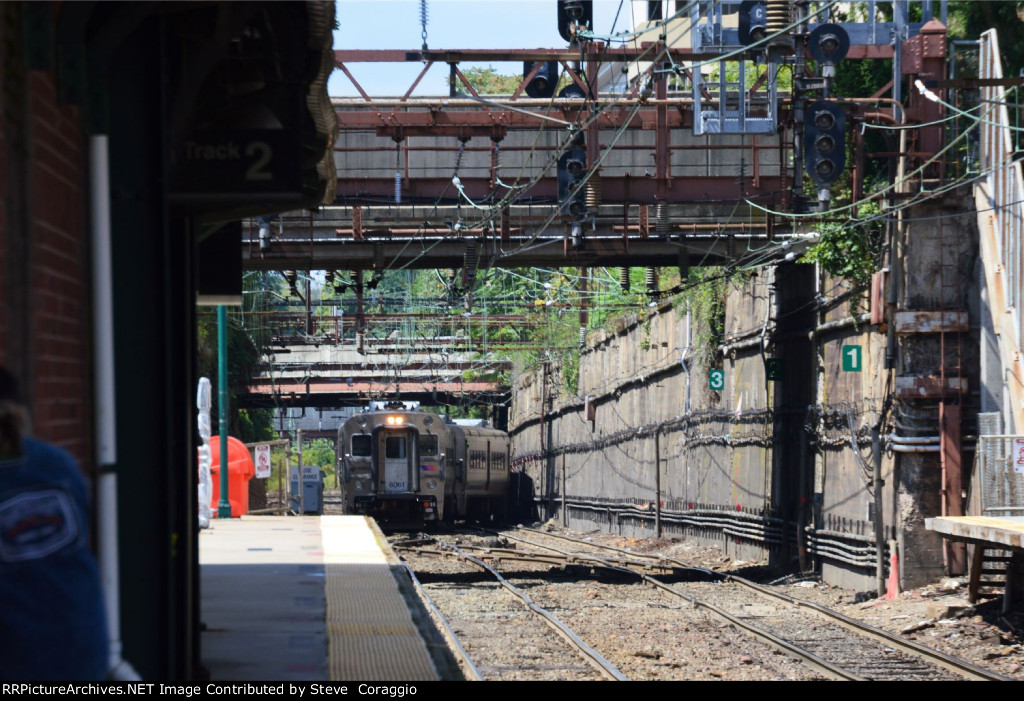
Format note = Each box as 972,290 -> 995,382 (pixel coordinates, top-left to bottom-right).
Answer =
239,2 -> 952,409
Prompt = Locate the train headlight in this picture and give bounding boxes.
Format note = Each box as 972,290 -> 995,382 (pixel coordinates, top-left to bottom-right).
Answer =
427,480 -> 437,490
355,481 -> 363,490
385,415 -> 405,425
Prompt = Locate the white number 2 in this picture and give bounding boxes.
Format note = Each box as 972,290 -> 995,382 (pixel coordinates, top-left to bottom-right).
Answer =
245,141 -> 273,181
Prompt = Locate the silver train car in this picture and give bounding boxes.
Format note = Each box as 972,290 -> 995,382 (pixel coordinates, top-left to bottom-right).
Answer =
337,403 -> 510,525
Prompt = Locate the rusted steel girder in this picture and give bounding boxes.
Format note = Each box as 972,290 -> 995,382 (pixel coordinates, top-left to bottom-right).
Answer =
333,175 -> 784,205
334,47 -> 716,64
900,19 -> 948,172
256,360 -> 514,373
333,103 -> 692,133
238,380 -> 509,408
243,230 -> 768,272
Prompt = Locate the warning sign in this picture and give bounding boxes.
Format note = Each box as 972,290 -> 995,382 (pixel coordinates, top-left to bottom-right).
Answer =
255,444 -> 272,479
1015,438 -> 1024,474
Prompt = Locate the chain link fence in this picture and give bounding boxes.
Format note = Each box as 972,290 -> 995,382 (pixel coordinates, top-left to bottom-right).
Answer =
977,435 -> 1024,516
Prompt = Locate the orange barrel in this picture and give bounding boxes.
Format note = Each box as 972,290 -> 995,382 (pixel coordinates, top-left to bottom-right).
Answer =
207,436 -> 256,517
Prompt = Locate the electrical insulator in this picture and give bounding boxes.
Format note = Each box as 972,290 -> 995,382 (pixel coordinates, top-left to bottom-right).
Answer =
463,242 -> 478,289
678,253 -> 689,282
656,202 -> 669,235
765,0 -> 790,37
645,267 -> 658,298
571,221 -> 584,250
257,216 -> 275,252
373,242 -> 383,272
585,176 -> 601,211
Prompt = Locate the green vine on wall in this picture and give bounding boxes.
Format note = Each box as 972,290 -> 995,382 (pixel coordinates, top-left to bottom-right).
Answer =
673,267 -> 730,367
799,201 -> 884,305
639,319 -> 652,351
562,348 -> 580,397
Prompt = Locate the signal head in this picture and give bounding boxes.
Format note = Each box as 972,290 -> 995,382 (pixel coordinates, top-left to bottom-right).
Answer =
813,111 -> 835,131
738,1 -> 768,46
808,23 -> 850,66
804,100 -> 845,187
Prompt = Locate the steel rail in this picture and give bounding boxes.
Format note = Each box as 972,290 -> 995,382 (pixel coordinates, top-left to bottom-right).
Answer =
457,528 -> 861,680
438,542 -> 630,681
399,562 -> 483,681
503,526 -> 1012,682
395,543 -> 684,575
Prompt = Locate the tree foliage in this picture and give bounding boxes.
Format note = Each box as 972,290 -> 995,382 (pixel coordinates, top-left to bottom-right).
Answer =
800,199 -> 885,301
948,1 -> 1024,77
449,66 -> 522,94
301,438 -> 336,469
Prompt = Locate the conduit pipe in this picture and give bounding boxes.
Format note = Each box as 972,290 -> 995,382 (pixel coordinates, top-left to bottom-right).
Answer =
90,135 -> 141,681
888,434 -> 941,444
808,313 -> 873,340
890,444 -> 941,452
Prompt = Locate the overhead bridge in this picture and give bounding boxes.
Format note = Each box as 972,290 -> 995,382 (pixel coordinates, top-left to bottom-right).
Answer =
242,205 -> 781,273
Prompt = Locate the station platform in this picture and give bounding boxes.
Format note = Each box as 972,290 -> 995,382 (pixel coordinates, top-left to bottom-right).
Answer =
926,515 -> 1024,606
926,515 -> 1024,548
199,514 -> 459,681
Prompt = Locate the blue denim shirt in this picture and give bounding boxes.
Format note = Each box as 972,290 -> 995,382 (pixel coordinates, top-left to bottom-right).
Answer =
0,437 -> 108,680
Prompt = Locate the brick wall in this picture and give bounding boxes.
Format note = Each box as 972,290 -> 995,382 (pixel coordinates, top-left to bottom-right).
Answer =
0,4 -> 93,467
27,71 -> 90,461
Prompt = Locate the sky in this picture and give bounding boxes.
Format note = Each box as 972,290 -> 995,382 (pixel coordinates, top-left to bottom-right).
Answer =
330,0 -> 641,96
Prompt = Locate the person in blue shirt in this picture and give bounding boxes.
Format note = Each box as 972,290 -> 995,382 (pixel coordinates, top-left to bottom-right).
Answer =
0,366 -> 108,680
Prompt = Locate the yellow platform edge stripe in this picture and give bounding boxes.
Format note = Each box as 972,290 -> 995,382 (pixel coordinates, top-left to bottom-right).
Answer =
322,515 -> 440,681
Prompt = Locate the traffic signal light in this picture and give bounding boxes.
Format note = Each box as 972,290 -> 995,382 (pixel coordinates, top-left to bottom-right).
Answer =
557,146 -> 587,218
738,1 -> 768,45
557,1 -> 593,43
804,101 -> 845,186
808,23 -> 849,76
523,61 -> 558,99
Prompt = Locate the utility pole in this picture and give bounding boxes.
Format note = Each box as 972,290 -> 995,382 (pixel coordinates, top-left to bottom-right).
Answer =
217,305 -> 232,518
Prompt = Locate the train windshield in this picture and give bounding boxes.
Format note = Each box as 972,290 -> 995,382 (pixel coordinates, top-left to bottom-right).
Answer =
351,434 -> 372,456
385,435 -> 407,459
419,434 -> 438,456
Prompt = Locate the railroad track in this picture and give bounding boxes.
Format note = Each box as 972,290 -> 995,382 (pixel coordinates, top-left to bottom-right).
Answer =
393,535 -> 629,681
483,525 -> 1012,681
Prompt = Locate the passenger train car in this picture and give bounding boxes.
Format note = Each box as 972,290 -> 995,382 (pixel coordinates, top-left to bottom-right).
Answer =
337,402 -> 510,525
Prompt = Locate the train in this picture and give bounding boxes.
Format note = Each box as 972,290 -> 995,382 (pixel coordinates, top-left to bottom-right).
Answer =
336,401 -> 511,525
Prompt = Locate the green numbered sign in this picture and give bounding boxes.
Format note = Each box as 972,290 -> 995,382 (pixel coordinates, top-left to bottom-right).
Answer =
842,345 -> 862,372
709,369 -> 724,390
765,358 -> 781,382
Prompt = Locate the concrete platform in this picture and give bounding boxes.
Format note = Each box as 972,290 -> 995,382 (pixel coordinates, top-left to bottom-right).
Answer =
200,514 -> 453,681
926,515 -> 1024,548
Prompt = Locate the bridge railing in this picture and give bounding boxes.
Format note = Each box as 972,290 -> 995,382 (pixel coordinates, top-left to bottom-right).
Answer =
974,27 -> 1024,429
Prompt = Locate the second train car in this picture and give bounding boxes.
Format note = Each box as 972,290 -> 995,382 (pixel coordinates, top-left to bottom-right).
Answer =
337,402 -> 510,525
